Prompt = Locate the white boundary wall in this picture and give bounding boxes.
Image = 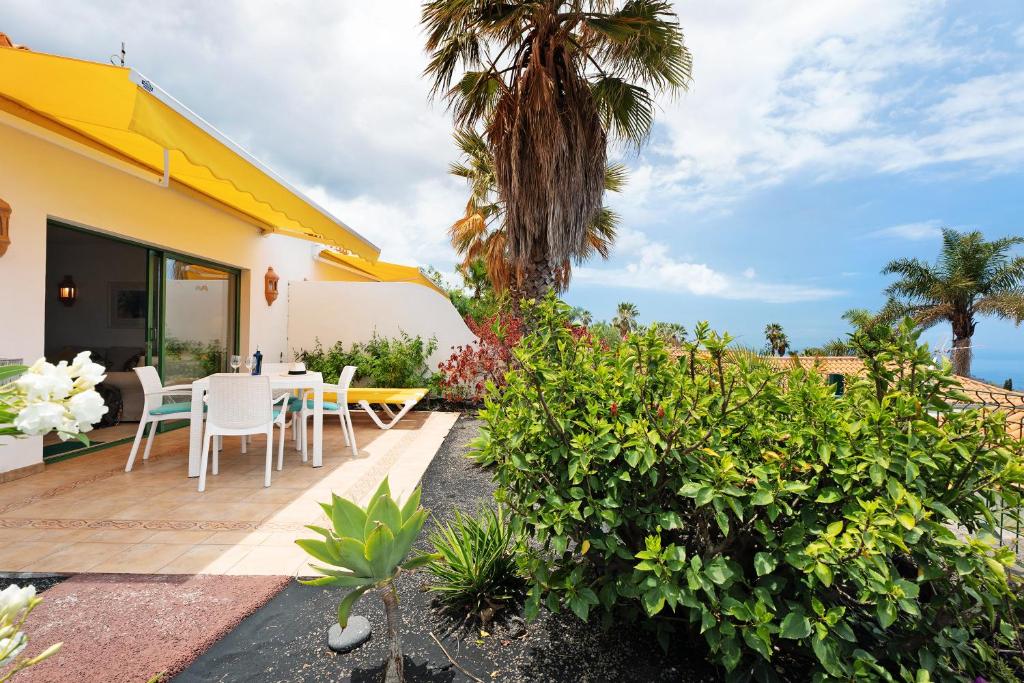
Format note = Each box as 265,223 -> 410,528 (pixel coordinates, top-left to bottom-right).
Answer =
287,281 -> 476,372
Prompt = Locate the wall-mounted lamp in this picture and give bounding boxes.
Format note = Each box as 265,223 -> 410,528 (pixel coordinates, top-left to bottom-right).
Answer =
0,198 -> 11,257
264,266 -> 280,306
57,275 -> 77,306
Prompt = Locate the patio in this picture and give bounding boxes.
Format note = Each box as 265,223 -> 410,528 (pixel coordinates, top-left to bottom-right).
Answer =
0,410 -> 457,576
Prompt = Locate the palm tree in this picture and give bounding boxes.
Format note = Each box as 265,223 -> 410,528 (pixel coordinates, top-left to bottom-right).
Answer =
448,128 -> 623,294
883,228 -> 1024,376
612,302 -> 639,337
457,258 -> 491,300
804,308 -> 885,356
764,323 -> 789,356
424,0 -> 691,299
651,321 -> 687,344
571,306 -> 593,326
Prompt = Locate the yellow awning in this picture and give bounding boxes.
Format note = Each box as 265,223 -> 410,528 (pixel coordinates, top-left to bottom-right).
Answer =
318,249 -> 447,297
0,47 -> 379,260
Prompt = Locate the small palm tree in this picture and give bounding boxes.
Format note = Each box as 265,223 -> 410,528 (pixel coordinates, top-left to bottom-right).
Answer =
764,323 -> 789,356
448,129 -> 623,294
612,302 -> 639,337
571,307 -> 593,327
883,228 -> 1024,376
805,308 -> 884,356
651,322 -> 687,344
424,0 -> 691,299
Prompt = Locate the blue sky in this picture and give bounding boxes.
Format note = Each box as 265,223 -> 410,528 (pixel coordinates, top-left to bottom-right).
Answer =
3,1 -> 1023,384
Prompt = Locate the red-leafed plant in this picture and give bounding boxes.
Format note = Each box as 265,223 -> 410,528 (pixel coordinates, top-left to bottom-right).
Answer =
437,313 -> 524,404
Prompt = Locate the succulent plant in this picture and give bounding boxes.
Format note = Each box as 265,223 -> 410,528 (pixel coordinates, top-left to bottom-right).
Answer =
297,478 -> 433,683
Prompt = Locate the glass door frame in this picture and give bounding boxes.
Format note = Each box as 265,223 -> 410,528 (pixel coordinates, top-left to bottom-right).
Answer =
45,219 -> 242,384
152,251 -> 241,383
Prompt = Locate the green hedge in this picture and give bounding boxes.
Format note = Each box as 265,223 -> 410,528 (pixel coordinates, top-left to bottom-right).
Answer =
296,332 -> 436,388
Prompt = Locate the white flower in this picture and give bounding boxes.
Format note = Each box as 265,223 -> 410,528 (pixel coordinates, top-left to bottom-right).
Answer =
0,632 -> 27,666
0,584 -> 34,621
15,360 -> 73,402
69,351 -> 106,389
13,402 -> 66,436
67,390 -> 107,430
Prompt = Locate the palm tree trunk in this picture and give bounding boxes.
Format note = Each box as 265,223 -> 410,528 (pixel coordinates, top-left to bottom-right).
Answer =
518,243 -> 557,301
382,585 -> 403,683
951,330 -> 972,377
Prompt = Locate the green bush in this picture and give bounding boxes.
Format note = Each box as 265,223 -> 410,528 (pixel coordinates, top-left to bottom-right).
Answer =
475,294 -> 1024,681
296,332 -> 437,388
425,506 -> 524,623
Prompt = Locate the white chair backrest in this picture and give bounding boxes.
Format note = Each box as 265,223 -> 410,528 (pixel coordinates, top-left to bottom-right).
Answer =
207,374 -> 272,430
337,366 -> 357,395
133,366 -> 164,395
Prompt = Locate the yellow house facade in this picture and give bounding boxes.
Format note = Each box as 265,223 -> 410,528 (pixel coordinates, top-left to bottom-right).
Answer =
0,36 -> 471,477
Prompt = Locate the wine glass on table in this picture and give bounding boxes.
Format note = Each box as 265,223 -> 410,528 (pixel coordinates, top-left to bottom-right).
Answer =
230,355 -> 241,373
243,354 -> 254,374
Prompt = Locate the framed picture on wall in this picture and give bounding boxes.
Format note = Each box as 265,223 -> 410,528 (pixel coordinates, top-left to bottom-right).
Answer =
109,282 -> 146,329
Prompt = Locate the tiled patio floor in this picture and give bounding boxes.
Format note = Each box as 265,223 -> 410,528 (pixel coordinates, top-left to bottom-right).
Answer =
0,410 -> 458,576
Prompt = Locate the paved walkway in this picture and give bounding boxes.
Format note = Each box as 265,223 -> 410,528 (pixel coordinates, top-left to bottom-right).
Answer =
0,410 -> 457,575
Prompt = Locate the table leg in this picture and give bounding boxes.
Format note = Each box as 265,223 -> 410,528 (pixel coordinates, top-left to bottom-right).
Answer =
188,384 -> 204,477
313,384 -> 323,468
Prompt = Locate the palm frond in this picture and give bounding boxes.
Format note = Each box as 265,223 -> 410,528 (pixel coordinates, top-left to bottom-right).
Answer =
604,162 -> 628,193
975,291 -> 1024,324
581,0 -> 692,91
589,75 -> 655,145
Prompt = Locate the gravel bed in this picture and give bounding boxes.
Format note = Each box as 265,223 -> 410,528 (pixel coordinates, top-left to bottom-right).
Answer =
177,415 -> 717,682
0,574 -> 68,593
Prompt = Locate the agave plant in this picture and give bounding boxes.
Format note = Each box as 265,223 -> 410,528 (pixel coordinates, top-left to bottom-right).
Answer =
297,478 -> 433,683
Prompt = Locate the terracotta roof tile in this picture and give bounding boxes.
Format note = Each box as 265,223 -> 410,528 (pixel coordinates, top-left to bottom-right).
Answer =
670,347 -> 1024,437
0,33 -> 30,50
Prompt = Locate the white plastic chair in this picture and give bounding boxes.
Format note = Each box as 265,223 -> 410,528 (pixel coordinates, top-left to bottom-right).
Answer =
234,363 -> 291,453
291,365 -> 357,459
125,366 -> 197,472
198,374 -> 288,492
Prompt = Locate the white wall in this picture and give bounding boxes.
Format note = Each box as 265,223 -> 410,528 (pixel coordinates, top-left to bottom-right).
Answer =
287,281 -> 477,372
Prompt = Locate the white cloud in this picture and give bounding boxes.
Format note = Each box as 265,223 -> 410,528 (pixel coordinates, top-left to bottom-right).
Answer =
646,0 -> 1024,212
865,220 -> 943,240
303,178 -> 465,269
574,229 -> 842,303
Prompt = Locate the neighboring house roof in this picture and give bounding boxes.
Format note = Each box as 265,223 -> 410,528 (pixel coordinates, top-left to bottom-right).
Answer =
0,38 -> 379,260
0,33 -> 29,50
683,350 -> 1024,438
316,249 -> 447,297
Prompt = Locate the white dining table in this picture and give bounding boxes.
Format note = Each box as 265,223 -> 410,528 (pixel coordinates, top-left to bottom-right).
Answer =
186,371 -> 326,477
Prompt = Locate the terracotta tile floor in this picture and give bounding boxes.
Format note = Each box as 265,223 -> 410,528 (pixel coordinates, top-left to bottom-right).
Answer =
0,411 -> 458,576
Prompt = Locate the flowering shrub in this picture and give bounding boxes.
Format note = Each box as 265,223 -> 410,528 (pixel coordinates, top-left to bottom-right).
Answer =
476,295 -> 1024,681
0,352 -> 107,443
436,312 -> 524,404
0,584 -> 61,681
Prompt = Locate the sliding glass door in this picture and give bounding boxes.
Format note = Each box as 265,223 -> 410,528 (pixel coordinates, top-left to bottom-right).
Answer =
159,255 -> 239,385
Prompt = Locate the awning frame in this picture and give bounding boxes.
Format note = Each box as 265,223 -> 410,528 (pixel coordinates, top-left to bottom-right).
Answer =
126,70 -> 378,257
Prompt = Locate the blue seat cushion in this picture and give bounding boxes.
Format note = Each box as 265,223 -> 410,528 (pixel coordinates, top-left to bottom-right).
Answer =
287,397 -> 341,412
149,402 -> 204,416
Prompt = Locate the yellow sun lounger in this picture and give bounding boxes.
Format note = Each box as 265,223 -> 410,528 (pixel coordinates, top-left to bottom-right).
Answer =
346,388 -> 429,430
